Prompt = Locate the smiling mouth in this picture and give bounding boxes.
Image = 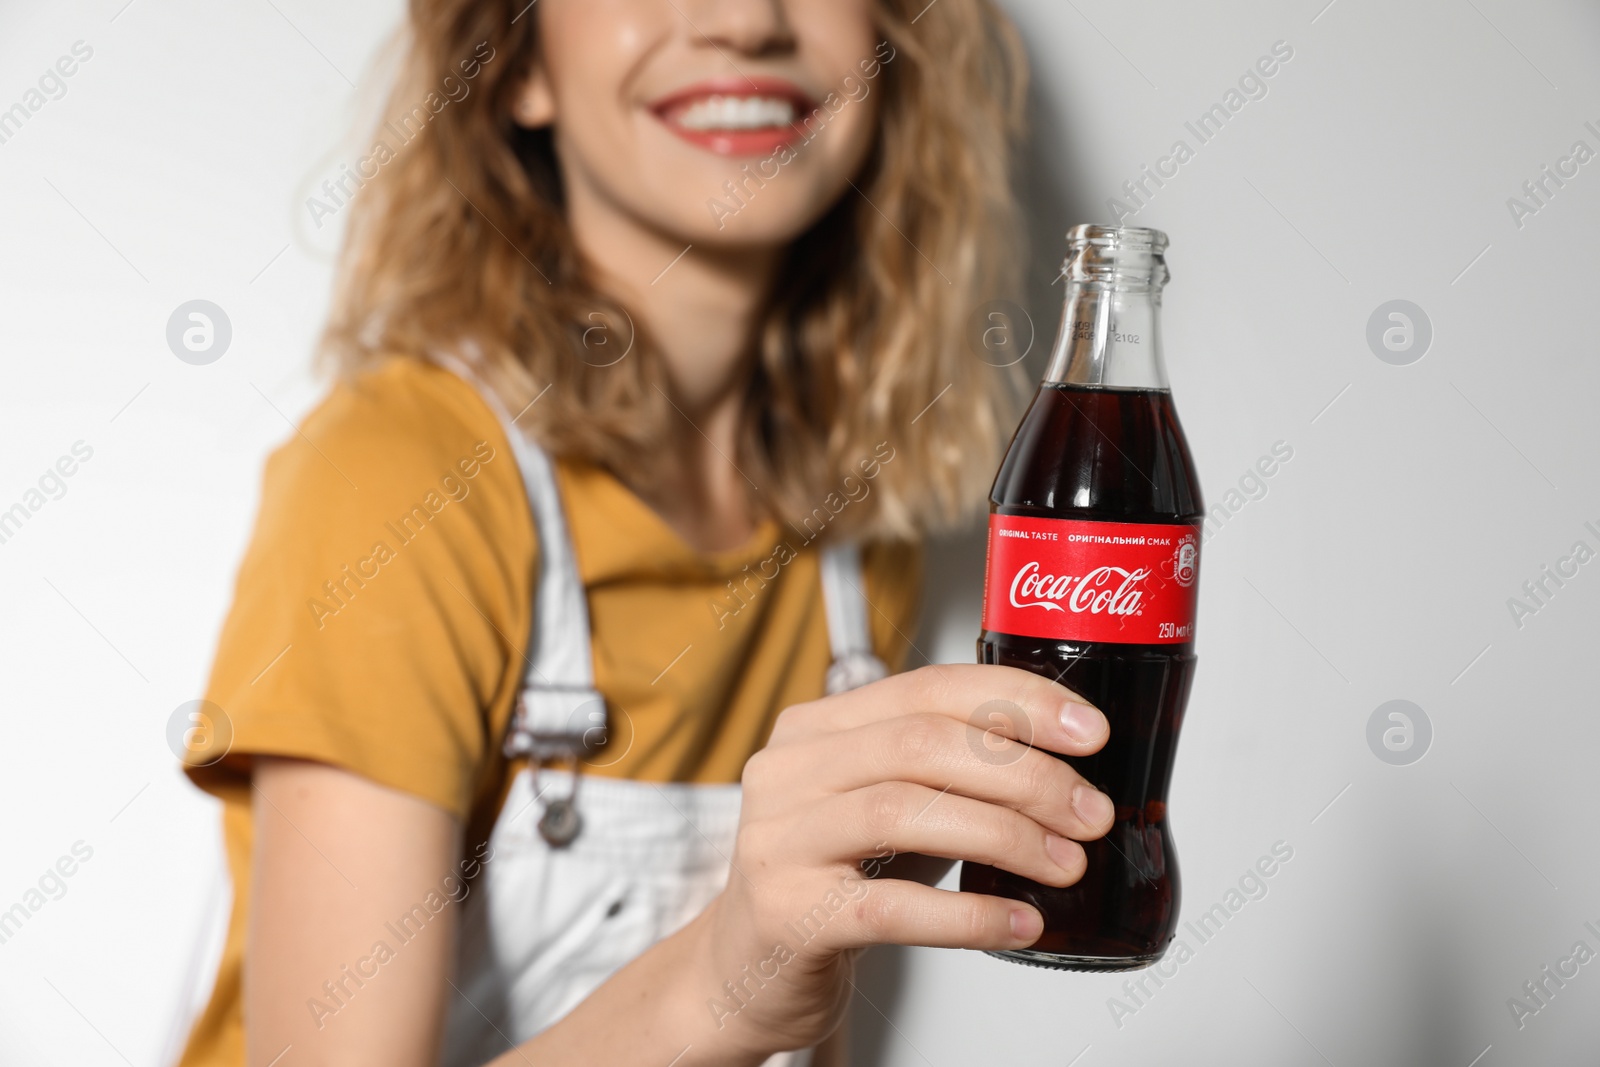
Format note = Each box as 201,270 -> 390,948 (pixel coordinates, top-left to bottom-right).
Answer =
650,80 -> 816,156
670,94 -> 799,132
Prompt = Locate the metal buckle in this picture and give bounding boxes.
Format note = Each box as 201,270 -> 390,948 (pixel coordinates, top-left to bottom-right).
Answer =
532,756 -> 584,847
507,692 -> 602,847
503,689 -> 607,759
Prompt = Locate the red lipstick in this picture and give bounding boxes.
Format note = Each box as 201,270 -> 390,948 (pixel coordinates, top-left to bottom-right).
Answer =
648,75 -> 818,157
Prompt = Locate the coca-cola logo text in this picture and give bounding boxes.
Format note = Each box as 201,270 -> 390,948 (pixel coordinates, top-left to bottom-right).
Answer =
1008,560 -> 1150,616
984,516 -> 1197,644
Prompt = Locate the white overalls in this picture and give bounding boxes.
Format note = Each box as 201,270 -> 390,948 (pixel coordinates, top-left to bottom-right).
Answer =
437,370 -> 888,1067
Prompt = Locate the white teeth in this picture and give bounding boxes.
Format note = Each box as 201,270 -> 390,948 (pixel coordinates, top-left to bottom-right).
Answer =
673,95 -> 796,131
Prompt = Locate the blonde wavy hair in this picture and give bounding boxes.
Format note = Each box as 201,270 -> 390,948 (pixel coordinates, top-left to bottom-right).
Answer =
321,0 -> 1030,540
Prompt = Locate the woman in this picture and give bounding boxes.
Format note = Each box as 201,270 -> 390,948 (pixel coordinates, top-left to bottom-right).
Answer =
179,1 -> 1114,1063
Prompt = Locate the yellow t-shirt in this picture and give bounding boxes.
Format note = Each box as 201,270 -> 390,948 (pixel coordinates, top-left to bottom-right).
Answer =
178,357 -> 922,1066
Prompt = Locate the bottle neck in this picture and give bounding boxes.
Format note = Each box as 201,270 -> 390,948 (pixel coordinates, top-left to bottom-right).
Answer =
1043,282 -> 1169,390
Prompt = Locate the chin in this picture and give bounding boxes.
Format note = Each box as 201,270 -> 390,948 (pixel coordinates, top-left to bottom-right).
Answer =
676,191 -> 846,249
622,150 -> 856,247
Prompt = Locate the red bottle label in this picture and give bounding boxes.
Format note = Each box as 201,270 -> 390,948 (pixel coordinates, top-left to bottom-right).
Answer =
981,514 -> 1200,644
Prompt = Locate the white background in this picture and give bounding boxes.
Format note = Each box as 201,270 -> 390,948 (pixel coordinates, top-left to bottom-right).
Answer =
1,1 -> 1597,1065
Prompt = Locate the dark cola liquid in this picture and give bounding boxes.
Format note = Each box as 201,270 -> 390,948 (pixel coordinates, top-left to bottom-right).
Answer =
961,383 -> 1202,970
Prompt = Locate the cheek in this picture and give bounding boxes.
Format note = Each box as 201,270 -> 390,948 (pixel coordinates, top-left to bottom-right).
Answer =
540,1 -> 675,185
541,1 -> 658,123
790,0 -> 880,68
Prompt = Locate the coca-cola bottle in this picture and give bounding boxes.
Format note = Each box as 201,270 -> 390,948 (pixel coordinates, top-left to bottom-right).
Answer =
961,224 -> 1202,971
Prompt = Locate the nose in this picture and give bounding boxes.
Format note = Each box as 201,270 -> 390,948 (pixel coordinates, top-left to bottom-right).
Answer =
679,0 -> 796,57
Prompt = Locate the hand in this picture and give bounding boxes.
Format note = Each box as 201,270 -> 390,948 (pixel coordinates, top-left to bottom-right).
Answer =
685,664 -> 1114,1059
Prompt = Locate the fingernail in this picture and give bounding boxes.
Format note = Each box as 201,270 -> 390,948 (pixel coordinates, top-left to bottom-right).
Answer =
1009,907 -> 1043,941
1044,833 -> 1083,872
1073,785 -> 1115,827
1059,701 -> 1105,743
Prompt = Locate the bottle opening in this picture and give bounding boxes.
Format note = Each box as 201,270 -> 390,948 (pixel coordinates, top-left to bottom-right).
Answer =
1066,224 -> 1169,252
1062,225 -> 1170,292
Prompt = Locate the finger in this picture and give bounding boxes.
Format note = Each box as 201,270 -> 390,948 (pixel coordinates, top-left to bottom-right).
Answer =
800,782 -> 1088,889
804,877 -> 1045,953
773,663 -> 1108,758
762,715 -> 1115,841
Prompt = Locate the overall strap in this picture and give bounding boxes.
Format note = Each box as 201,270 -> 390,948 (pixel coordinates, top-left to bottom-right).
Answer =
434,355 -> 605,761
819,542 -> 889,695
502,431 -> 609,760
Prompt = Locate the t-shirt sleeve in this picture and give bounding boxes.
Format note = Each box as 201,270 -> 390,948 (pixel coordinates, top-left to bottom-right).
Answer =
185,362 -> 535,821
863,540 -> 924,674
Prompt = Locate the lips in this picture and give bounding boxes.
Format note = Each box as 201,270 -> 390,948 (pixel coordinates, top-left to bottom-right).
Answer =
648,75 -> 817,157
